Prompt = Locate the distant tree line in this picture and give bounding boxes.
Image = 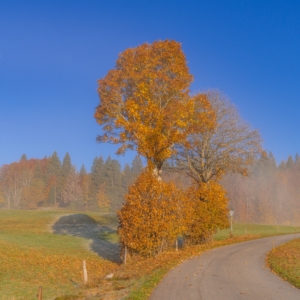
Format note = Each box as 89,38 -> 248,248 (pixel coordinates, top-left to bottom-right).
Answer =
0,152 -> 143,212
222,151 -> 300,225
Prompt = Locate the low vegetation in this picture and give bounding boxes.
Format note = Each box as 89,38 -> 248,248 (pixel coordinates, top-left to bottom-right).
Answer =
0,210 -> 118,300
267,238 -> 300,289
1,210 -> 299,299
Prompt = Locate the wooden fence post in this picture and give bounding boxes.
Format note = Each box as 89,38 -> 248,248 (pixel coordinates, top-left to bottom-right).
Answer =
38,286 -> 42,300
83,260 -> 88,285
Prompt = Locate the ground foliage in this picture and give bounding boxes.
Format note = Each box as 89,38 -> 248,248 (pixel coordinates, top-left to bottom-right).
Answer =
267,238 -> 300,289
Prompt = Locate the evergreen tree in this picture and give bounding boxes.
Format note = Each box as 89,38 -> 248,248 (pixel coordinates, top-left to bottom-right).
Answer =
89,156 -> 105,208
122,163 -> 133,192
79,164 -> 87,178
60,152 -> 72,202
20,154 -> 27,161
45,152 -> 61,179
45,151 -> 61,206
103,157 -> 123,212
131,155 -> 143,179
286,155 -> 295,170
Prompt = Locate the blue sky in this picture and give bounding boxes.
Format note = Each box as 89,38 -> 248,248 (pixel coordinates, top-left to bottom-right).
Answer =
1,0 -> 300,170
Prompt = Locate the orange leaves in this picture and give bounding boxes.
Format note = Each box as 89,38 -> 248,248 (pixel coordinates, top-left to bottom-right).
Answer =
95,40 -> 215,170
183,181 -> 230,245
118,167 -> 184,257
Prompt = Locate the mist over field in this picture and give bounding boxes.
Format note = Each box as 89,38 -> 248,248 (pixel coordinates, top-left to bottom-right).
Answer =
222,152 -> 300,225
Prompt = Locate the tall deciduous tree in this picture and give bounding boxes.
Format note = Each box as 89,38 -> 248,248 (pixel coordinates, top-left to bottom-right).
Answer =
94,40 -> 214,177
173,90 -> 261,183
61,166 -> 82,207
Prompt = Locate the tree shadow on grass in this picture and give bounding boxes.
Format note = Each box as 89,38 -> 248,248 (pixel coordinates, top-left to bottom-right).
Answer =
52,214 -> 121,263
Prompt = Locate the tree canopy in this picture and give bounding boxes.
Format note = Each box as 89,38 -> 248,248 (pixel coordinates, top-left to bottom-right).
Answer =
95,40 -> 214,173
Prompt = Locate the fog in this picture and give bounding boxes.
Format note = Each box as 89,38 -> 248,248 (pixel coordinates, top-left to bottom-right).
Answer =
222,152 -> 300,225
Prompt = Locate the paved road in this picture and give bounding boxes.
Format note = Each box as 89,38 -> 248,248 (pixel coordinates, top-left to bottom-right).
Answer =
150,234 -> 300,300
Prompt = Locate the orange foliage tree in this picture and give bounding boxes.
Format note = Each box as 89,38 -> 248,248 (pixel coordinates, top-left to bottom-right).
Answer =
183,181 -> 229,245
95,40 -> 214,177
95,40 -> 221,256
118,168 -> 185,257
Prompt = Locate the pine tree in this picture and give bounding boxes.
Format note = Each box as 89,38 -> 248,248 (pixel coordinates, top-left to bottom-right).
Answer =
103,157 -> 123,212
131,155 -> 143,180
45,151 -> 61,206
122,163 -> 133,192
89,156 -> 105,209
20,154 -> 27,161
60,152 -> 72,202
79,164 -> 87,178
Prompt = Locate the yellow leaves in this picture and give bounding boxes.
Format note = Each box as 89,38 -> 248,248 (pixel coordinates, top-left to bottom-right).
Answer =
182,182 -> 230,245
95,40 -> 213,168
118,167 -> 184,257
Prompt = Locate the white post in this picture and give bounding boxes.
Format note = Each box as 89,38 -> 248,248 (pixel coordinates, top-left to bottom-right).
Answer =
83,260 -> 88,285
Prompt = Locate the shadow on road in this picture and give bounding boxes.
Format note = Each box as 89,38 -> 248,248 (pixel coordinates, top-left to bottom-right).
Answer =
52,214 -> 121,263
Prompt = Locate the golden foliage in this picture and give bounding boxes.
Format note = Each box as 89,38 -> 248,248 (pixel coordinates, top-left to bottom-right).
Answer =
183,181 -> 230,245
118,168 -> 184,257
95,40 -> 215,170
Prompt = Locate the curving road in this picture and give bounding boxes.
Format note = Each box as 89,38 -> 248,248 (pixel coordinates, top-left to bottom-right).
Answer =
150,234 -> 300,300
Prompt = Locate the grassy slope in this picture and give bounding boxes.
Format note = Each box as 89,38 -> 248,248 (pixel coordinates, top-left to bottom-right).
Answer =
267,238 -> 300,289
0,210 -> 119,300
1,210 -> 299,300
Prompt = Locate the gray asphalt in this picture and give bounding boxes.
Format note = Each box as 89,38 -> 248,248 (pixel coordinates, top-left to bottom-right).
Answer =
150,234 -> 300,300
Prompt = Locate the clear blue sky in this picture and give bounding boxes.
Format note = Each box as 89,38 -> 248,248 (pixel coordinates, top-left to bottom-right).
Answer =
1,0 -> 300,170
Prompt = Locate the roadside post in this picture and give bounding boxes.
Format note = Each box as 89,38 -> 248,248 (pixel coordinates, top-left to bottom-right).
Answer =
229,210 -> 234,236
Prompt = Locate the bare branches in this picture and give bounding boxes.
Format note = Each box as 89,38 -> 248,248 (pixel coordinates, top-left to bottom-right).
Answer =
173,90 -> 262,183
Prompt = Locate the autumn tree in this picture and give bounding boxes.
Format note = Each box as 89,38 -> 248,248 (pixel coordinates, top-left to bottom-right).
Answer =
61,166 -> 82,208
118,168 -> 184,257
94,40 -> 214,177
183,181 -> 229,245
173,90 -> 261,183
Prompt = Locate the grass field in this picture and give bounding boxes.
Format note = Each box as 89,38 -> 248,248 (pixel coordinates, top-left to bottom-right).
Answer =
0,210 -> 119,300
0,210 -> 299,300
215,222 -> 300,240
267,238 -> 300,289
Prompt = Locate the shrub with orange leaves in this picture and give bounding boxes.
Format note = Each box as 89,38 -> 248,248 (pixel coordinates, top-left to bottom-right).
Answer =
118,167 -> 185,257
183,181 -> 229,245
